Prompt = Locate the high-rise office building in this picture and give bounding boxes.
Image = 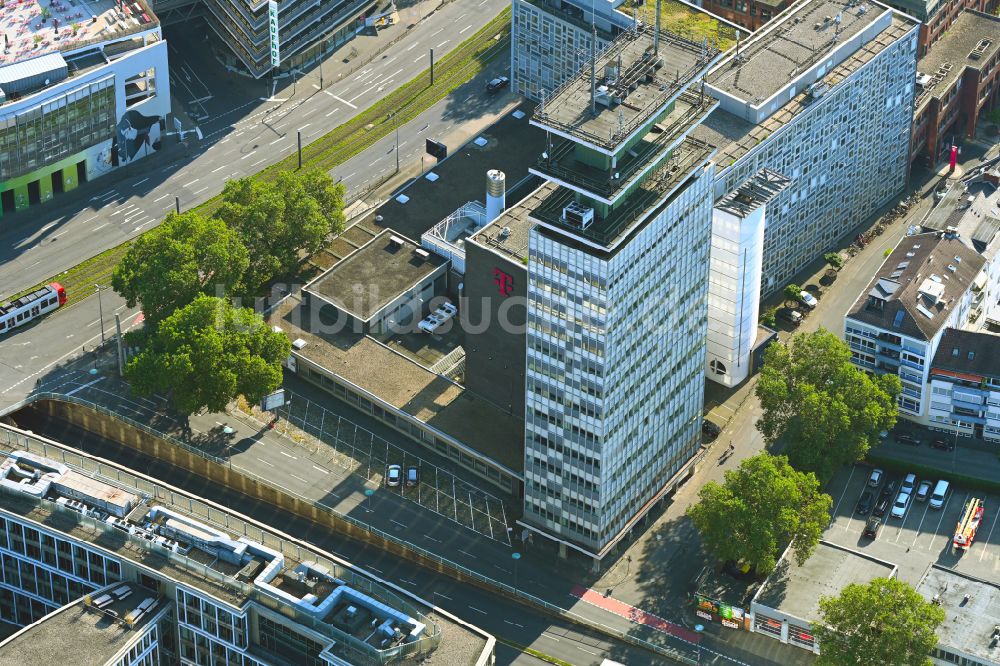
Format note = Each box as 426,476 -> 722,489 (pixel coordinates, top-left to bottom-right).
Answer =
517,23 -> 722,558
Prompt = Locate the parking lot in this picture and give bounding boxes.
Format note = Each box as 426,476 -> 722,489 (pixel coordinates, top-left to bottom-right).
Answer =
825,464 -> 1000,584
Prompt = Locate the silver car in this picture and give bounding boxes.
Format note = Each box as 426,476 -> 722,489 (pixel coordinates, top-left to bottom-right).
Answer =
890,492 -> 911,519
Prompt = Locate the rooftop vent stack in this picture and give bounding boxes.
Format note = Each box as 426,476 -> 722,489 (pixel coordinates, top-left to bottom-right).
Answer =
486,170 -> 506,223
654,0 -> 661,56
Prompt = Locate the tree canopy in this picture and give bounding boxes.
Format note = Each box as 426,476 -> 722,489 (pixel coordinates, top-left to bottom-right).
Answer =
756,329 -> 900,481
686,453 -> 831,574
783,283 -> 803,304
814,577 -> 944,666
125,296 -> 291,415
215,170 -> 345,291
112,212 -> 249,326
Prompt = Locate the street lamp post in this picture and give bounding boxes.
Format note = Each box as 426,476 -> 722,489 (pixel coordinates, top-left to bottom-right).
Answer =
394,112 -> 400,173
511,552 -> 521,589
94,284 -> 105,345
364,488 -> 375,513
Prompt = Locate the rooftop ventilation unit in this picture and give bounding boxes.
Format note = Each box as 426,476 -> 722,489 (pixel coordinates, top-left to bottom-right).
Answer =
499,226 -> 511,240
389,235 -> 405,247
292,338 -> 307,350
562,202 -> 595,230
414,248 -> 430,259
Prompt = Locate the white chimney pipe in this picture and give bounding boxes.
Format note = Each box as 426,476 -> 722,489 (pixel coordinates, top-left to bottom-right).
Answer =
486,169 -> 506,223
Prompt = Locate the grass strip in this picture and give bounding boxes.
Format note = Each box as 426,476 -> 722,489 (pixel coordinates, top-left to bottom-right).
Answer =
2,9 -> 511,307
495,637 -> 576,666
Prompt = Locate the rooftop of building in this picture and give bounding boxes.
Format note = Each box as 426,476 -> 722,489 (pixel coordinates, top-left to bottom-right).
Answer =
304,230 -> 447,322
715,168 -> 792,217
530,135 -> 715,252
0,0 -> 158,69
621,0 -> 746,52
358,104 -> 543,243
270,296 -> 524,474
916,565 -> 1000,664
915,10 -> 1000,109
694,10 -> 916,167
752,541 -> 896,622
922,178 -> 1000,260
532,89 -> 718,202
530,23 -> 718,152
0,447 -> 476,662
846,232 -> 986,341
0,582 -> 161,666
706,0 -> 893,103
469,183 -> 554,265
931,328 -> 1000,379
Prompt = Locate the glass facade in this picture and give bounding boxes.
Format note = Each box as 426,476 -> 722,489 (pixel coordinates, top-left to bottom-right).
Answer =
524,166 -> 715,551
0,77 -> 114,181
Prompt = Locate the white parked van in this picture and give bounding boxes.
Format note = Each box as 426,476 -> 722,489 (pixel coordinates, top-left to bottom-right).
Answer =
929,480 -> 950,509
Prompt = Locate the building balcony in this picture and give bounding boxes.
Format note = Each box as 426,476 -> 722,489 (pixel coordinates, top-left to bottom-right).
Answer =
529,137 -> 714,250
900,357 -> 925,371
531,91 -> 716,203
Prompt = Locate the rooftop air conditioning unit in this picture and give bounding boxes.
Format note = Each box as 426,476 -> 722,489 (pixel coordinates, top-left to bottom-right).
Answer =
562,202 -> 595,230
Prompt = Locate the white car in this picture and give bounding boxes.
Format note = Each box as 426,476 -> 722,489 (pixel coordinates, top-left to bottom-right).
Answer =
799,291 -> 818,309
868,468 -> 883,487
890,492 -> 911,519
901,473 -> 917,496
418,313 -> 445,333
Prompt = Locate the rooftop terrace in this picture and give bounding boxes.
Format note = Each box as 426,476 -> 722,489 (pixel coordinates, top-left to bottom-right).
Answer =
530,136 -> 715,252
0,0 -> 157,68
706,0 -> 893,106
531,23 -> 718,152
914,10 -> 1000,109
0,582 -> 162,666
715,168 -> 792,218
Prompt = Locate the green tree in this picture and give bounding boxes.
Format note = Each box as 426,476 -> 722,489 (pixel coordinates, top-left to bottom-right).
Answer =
686,453 -> 831,574
814,577 -> 944,666
824,252 -> 844,270
126,296 -> 291,415
112,212 -> 249,326
756,329 -> 901,481
216,170 -> 345,291
783,283 -> 802,306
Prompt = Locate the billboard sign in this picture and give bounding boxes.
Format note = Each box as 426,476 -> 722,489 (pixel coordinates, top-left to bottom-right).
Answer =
260,388 -> 287,412
268,0 -> 280,68
694,594 -> 747,630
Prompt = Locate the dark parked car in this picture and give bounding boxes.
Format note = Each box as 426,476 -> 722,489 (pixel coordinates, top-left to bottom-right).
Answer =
777,308 -> 803,326
702,419 -> 721,440
879,480 -> 897,501
856,491 -> 875,515
873,497 -> 890,518
863,516 -> 882,539
931,439 -> 954,451
486,76 -> 510,93
895,433 -> 920,446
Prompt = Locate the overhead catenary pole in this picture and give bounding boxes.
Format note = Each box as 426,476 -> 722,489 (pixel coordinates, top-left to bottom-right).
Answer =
655,0 -> 661,56
114,314 -> 124,376
297,130 -> 302,169
430,48 -> 434,85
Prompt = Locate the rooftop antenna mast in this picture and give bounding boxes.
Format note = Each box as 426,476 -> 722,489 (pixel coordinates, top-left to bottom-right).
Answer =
590,0 -> 597,115
654,0 -> 661,56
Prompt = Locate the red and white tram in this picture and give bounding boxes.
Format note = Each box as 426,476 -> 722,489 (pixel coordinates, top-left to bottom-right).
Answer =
0,283 -> 66,335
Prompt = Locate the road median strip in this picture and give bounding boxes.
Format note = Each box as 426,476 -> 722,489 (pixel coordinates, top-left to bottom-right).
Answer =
495,637 -> 576,666
2,8 -> 511,309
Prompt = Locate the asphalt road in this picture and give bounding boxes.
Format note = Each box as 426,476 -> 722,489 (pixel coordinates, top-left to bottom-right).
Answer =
0,0 -> 509,299
12,412 -> 662,666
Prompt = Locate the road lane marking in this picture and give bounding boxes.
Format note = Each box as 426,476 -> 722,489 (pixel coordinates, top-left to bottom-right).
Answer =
312,465 -> 329,474
192,187 -> 210,195
468,606 -> 487,615
541,632 -> 561,642
433,592 -> 451,600
291,474 -> 309,484
459,24 -> 473,33
133,177 -> 149,186
92,223 -> 109,232
256,457 -> 275,467
331,94 -> 357,109
436,40 -> 449,48
182,179 -> 200,187
153,193 -> 171,202
979,503 -> 1000,561
211,164 -> 227,172
399,578 -> 417,586
297,123 -> 311,131
269,136 -> 287,145
390,519 -> 407,528
325,107 -> 341,118
279,451 -> 296,459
